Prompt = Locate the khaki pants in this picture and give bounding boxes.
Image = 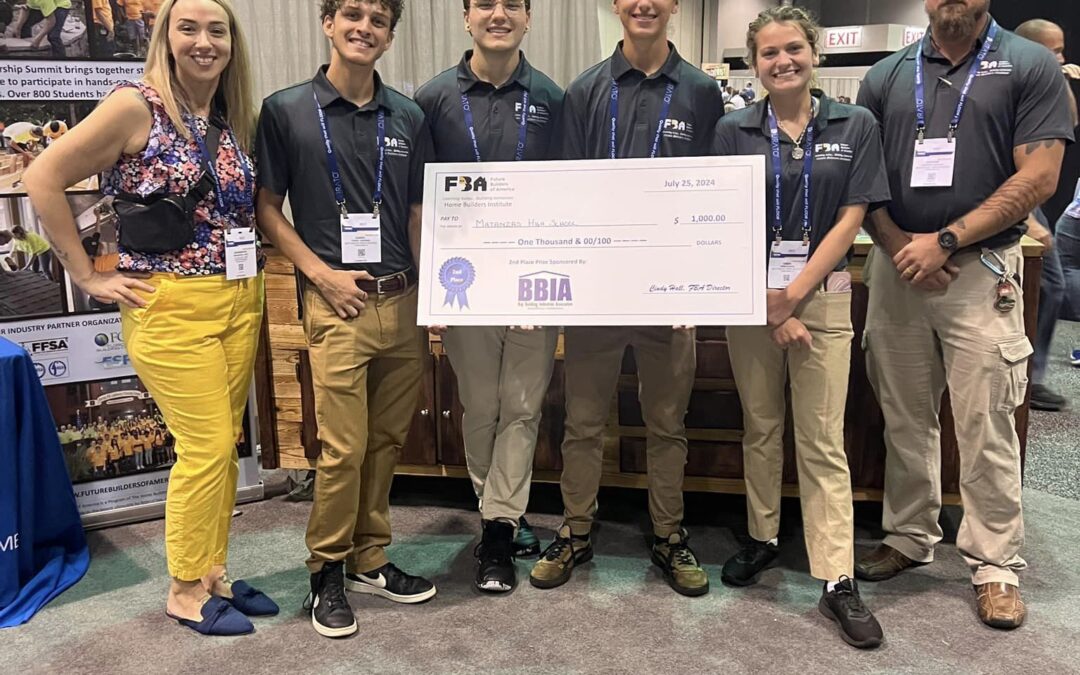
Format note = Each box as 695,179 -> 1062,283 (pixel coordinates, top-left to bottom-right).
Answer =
560,326 -> 695,538
727,290 -> 855,581
303,285 -> 423,574
865,244 -> 1030,586
121,273 -> 263,581
442,326 -> 558,524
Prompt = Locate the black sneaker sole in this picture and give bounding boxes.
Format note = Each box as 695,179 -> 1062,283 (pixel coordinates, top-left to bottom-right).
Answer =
529,547 -> 593,589
650,551 -> 710,597
818,598 -> 883,649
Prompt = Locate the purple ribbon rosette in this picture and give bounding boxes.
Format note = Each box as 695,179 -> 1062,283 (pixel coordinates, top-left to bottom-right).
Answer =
440,257 -> 475,309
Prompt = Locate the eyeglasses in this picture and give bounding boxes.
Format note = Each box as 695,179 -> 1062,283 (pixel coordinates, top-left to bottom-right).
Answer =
472,1 -> 527,14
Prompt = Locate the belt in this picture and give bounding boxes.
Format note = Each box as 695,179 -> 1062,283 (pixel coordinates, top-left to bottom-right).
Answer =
356,268 -> 417,295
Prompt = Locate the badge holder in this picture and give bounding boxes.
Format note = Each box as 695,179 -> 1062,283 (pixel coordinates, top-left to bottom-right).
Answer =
340,203 -> 382,264
225,226 -> 257,280
768,236 -> 810,290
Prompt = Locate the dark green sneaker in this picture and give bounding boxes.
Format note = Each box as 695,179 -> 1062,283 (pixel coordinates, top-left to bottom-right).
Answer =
512,516 -> 541,558
528,526 -> 593,589
651,529 -> 710,597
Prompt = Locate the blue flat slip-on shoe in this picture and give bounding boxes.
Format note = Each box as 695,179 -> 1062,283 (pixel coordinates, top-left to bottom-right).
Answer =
166,596 -> 255,636
224,580 -> 280,617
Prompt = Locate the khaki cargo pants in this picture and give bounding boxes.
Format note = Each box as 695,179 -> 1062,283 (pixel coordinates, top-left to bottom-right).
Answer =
864,244 -> 1030,586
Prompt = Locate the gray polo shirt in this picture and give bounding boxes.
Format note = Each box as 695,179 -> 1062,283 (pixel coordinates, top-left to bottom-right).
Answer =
713,96 -> 890,261
255,66 -> 434,277
858,18 -> 1075,249
414,51 -> 564,162
561,42 -> 723,160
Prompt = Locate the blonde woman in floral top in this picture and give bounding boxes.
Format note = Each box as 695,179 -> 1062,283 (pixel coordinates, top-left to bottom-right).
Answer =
25,0 -> 275,636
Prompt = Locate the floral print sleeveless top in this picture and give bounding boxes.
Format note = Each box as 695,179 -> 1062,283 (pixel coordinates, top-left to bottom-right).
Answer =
104,81 -> 259,275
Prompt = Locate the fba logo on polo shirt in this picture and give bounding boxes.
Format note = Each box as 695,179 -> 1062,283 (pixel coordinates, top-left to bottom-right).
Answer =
383,135 -> 410,158
814,142 -> 854,162
977,60 -> 1013,76
445,176 -> 488,192
661,117 -> 694,143
515,101 -> 550,126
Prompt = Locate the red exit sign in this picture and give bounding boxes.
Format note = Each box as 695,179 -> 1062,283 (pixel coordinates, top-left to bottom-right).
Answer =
824,27 -> 863,49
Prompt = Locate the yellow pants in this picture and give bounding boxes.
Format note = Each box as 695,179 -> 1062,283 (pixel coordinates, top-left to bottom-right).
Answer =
120,272 -> 264,581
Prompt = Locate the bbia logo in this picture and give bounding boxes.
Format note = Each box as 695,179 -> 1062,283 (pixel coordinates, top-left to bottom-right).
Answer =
445,176 -> 488,192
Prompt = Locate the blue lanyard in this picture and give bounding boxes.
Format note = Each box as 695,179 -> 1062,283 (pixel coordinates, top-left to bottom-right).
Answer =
914,20 -> 999,141
188,118 -> 253,213
313,90 -> 385,216
767,102 -> 814,241
608,78 -> 675,159
460,89 -> 530,162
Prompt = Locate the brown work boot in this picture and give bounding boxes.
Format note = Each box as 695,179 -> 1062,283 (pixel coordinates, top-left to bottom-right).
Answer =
528,526 -> 593,589
854,544 -> 924,582
975,583 -> 1026,629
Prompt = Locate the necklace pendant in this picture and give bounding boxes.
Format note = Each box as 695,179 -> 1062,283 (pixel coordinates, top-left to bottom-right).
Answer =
791,146 -> 805,160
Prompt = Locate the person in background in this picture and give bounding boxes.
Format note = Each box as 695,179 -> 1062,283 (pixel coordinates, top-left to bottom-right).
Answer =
1015,18 -> 1079,407
855,0 -> 1073,629
741,79 -> 756,102
4,0 -> 72,58
714,5 -> 889,649
91,0 -> 117,56
414,0 -> 561,593
118,0 -> 147,54
24,0 -> 276,636
9,225 -> 54,280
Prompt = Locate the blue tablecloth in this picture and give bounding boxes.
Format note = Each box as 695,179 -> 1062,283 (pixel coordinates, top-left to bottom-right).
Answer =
0,337 -> 88,628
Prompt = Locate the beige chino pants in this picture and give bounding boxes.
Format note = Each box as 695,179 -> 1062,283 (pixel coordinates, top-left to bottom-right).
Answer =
727,289 -> 856,581
442,325 -> 558,525
560,326 -> 696,538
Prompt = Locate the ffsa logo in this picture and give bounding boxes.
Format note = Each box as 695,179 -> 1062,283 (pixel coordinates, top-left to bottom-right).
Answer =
21,338 -> 69,354
444,176 -> 488,192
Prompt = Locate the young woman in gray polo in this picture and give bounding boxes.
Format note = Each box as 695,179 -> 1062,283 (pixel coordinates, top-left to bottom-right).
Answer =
712,6 -> 890,649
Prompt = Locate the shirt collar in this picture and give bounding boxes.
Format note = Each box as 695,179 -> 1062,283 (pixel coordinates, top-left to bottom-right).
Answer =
312,65 -> 390,113
740,93 -> 849,136
456,50 -> 533,93
910,14 -> 1001,61
610,41 -> 682,83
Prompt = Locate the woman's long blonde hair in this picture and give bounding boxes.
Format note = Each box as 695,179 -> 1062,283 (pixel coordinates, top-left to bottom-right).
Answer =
142,0 -> 255,152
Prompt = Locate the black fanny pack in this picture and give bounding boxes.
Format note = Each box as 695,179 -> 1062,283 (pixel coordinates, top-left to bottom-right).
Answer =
114,122 -> 222,254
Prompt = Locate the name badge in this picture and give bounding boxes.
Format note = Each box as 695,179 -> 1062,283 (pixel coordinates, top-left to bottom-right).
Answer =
341,213 -> 382,264
910,138 -> 956,188
225,227 -> 257,280
768,240 -> 809,290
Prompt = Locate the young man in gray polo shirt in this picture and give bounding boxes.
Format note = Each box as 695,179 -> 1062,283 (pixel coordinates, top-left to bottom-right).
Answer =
255,0 -> 436,639
414,0 -> 563,593
528,0 -> 723,597
854,0 -> 1073,629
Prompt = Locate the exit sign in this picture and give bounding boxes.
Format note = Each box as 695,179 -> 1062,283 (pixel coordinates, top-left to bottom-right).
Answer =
824,27 -> 864,49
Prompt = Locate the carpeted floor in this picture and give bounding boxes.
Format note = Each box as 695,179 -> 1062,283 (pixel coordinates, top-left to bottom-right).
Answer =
2,480 -> 1080,675
2,324 -> 1078,674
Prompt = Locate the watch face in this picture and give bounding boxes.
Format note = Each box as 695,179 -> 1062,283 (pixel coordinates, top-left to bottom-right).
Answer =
939,231 -> 957,250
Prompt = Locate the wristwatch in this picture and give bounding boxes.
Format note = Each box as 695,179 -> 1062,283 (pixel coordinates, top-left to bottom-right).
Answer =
937,228 -> 959,253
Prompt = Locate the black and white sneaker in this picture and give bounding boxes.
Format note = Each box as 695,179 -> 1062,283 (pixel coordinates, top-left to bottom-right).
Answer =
475,520 -> 516,593
819,576 -> 884,649
304,560 -> 357,638
346,562 -> 437,604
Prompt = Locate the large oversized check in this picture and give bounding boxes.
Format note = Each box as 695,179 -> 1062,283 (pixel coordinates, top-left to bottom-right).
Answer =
418,156 -> 767,326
